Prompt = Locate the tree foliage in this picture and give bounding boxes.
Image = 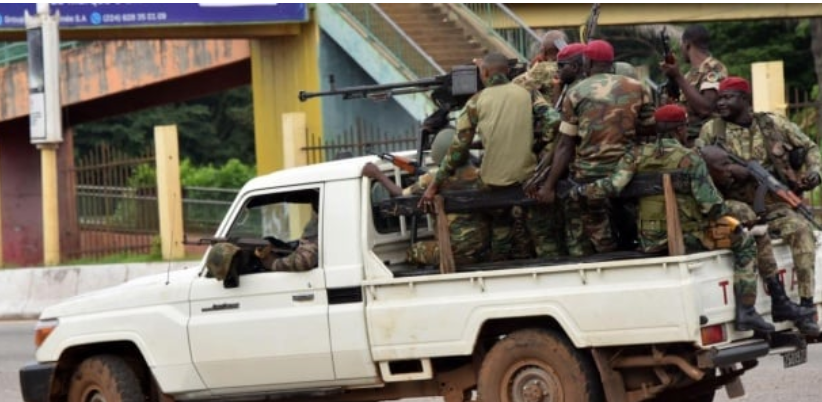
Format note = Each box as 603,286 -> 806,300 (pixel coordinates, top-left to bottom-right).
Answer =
74,86 -> 255,166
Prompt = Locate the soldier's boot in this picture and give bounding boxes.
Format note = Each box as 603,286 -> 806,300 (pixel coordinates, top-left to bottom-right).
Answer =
765,276 -> 815,322
735,290 -> 775,333
796,297 -> 821,337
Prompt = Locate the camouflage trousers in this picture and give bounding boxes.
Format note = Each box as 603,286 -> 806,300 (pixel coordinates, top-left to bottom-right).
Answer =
765,203 -> 817,298
685,229 -> 759,305
724,200 -> 779,280
563,196 -> 617,257
406,212 -> 490,266
486,204 -> 564,261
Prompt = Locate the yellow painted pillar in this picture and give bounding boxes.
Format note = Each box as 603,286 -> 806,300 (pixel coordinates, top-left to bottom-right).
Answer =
252,8 -> 323,176
154,125 -> 185,260
751,61 -> 787,116
282,112 -> 312,239
39,144 -> 60,265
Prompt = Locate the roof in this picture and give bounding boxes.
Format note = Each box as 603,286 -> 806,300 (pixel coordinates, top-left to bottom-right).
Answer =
240,150 -> 419,193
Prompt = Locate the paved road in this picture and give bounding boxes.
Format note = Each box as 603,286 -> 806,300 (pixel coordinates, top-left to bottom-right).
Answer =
2,321 -> 820,402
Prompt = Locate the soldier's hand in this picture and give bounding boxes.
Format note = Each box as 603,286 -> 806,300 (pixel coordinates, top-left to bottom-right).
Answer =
536,185 -> 556,204
361,162 -> 381,179
728,164 -> 750,183
418,182 -> 439,213
254,245 -> 273,259
659,61 -> 681,79
798,171 -> 821,191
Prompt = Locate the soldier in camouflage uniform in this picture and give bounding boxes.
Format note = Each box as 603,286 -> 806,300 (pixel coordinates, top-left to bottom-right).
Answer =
257,207 -> 319,272
512,30 -> 566,105
420,52 -> 562,260
571,105 -> 773,332
702,146 -> 818,335
537,40 -> 655,256
660,24 -> 728,144
363,129 -> 490,266
696,76 -> 821,331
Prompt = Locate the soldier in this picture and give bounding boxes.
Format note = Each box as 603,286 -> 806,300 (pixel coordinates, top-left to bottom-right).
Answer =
537,40 -> 655,256
513,30 -> 567,105
362,129 -> 489,266
696,76 -> 820,329
570,105 -> 774,333
419,52 -> 562,260
256,198 -> 320,272
660,24 -> 728,143
701,146 -> 819,335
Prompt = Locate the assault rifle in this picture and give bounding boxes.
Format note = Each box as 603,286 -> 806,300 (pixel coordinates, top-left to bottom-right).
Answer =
659,26 -> 681,103
375,152 -> 426,175
193,236 -> 297,255
725,152 -> 822,231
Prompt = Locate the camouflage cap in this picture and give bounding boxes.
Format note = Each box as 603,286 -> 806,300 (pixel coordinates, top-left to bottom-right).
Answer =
205,242 -> 241,281
430,128 -> 457,165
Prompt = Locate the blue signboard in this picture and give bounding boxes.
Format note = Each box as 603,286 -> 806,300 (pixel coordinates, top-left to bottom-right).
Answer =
0,3 -> 308,28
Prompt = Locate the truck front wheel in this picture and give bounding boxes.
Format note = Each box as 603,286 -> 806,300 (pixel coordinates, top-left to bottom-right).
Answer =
67,355 -> 145,402
477,328 -> 603,402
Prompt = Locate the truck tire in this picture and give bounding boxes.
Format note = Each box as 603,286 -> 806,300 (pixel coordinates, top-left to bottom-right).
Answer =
67,355 -> 145,402
476,328 -> 603,402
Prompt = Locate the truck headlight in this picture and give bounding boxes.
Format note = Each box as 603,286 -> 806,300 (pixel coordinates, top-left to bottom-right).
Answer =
34,319 -> 58,348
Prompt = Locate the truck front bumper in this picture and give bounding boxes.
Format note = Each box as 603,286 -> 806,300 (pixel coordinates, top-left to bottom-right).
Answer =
704,339 -> 770,367
19,361 -> 56,402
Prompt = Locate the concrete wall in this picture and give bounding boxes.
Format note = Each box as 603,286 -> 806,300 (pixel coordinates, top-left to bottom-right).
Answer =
319,31 -> 420,144
0,260 -> 197,320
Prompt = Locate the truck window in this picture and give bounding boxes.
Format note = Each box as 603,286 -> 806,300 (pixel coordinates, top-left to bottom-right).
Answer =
370,171 -> 419,234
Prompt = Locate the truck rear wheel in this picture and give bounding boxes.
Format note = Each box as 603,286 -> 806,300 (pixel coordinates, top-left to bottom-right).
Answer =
477,328 -> 603,402
67,355 -> 145,402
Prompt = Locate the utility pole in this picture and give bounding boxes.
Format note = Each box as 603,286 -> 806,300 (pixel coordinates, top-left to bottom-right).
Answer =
26,4 -> 63,265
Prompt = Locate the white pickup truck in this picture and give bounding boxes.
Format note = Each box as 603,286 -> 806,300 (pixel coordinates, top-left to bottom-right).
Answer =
20,154 -> 821,402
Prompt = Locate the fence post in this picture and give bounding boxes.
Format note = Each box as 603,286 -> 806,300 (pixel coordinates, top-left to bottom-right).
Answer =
154,125 -> 185,260
751,61 -> 786,116
282,112 -> 313,239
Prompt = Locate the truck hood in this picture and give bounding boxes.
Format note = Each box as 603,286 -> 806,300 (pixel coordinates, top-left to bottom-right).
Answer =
40,268 -> 199,319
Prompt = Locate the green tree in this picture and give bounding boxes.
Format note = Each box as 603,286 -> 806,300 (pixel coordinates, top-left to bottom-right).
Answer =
74,86 -> 255,166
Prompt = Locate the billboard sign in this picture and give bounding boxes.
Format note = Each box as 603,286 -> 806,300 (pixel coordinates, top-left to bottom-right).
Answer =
0,3 -> 308,28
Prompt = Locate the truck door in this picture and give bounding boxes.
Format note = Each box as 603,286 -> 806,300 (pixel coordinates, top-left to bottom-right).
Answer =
188,185 -> 334,390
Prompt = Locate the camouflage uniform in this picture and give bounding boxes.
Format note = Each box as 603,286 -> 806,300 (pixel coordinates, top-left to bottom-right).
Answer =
261,213 -> 319,272
437,73 -> 562,260
405,166 -> 490,266
679,56 -> 727,139
585,139 -> 759,302
698,113 -> 821,298
512,60 -> 559,102
559,73 -> 655,256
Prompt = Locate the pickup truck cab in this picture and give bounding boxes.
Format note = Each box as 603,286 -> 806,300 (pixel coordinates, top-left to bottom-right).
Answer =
20,154 -> 820,402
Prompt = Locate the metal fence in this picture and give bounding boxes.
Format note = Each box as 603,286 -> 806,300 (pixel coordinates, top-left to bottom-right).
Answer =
65,145 -> 158,260
461,3 -> 540,61
302,117 -> 419,164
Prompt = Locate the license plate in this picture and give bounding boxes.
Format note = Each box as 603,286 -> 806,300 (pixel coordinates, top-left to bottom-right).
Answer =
782,347 -> 807,368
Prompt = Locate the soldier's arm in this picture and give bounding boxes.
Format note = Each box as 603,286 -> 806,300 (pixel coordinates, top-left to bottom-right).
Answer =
532,89 -> 561,134
674,62 -> 725,117
434,101 -> 477,186
540,91 -> 579,197
584,150 -> 638,199
686,153 -> 728,220
271,241 -> 318,272
777,115 -> 821,175
694,119 -> 716,148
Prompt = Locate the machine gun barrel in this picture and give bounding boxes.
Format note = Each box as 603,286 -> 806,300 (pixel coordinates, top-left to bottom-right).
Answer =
299,76 -> 444,102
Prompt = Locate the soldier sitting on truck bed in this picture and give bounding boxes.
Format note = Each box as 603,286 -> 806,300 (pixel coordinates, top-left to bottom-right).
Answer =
568,104 -> 774,333
363,129 -> 490,266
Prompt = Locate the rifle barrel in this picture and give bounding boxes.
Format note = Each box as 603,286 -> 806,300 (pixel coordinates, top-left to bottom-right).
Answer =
299,77 -> 443,102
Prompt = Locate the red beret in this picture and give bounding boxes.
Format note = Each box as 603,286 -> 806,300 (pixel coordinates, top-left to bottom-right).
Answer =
654,104 -> 687,123
583,40 -> 614,62
719,76 -> 751,94
557,43 -> 586,61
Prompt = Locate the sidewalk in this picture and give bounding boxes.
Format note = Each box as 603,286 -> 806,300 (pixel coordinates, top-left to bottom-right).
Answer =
0,260 -> 198,320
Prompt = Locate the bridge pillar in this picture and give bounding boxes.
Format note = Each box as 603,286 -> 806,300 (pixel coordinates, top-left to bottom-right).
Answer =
252,9 -> 323,175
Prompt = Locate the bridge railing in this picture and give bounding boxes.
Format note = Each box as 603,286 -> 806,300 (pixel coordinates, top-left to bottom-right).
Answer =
460,3 -> 541,61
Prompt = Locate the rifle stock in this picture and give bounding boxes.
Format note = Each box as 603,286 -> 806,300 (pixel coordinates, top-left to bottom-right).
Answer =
659,27 -> 681,103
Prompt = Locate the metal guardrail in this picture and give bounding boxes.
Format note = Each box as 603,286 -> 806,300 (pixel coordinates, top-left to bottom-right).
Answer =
332,3 -> 443,78
0,41 -> 85,66
461,3 -> 541,61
